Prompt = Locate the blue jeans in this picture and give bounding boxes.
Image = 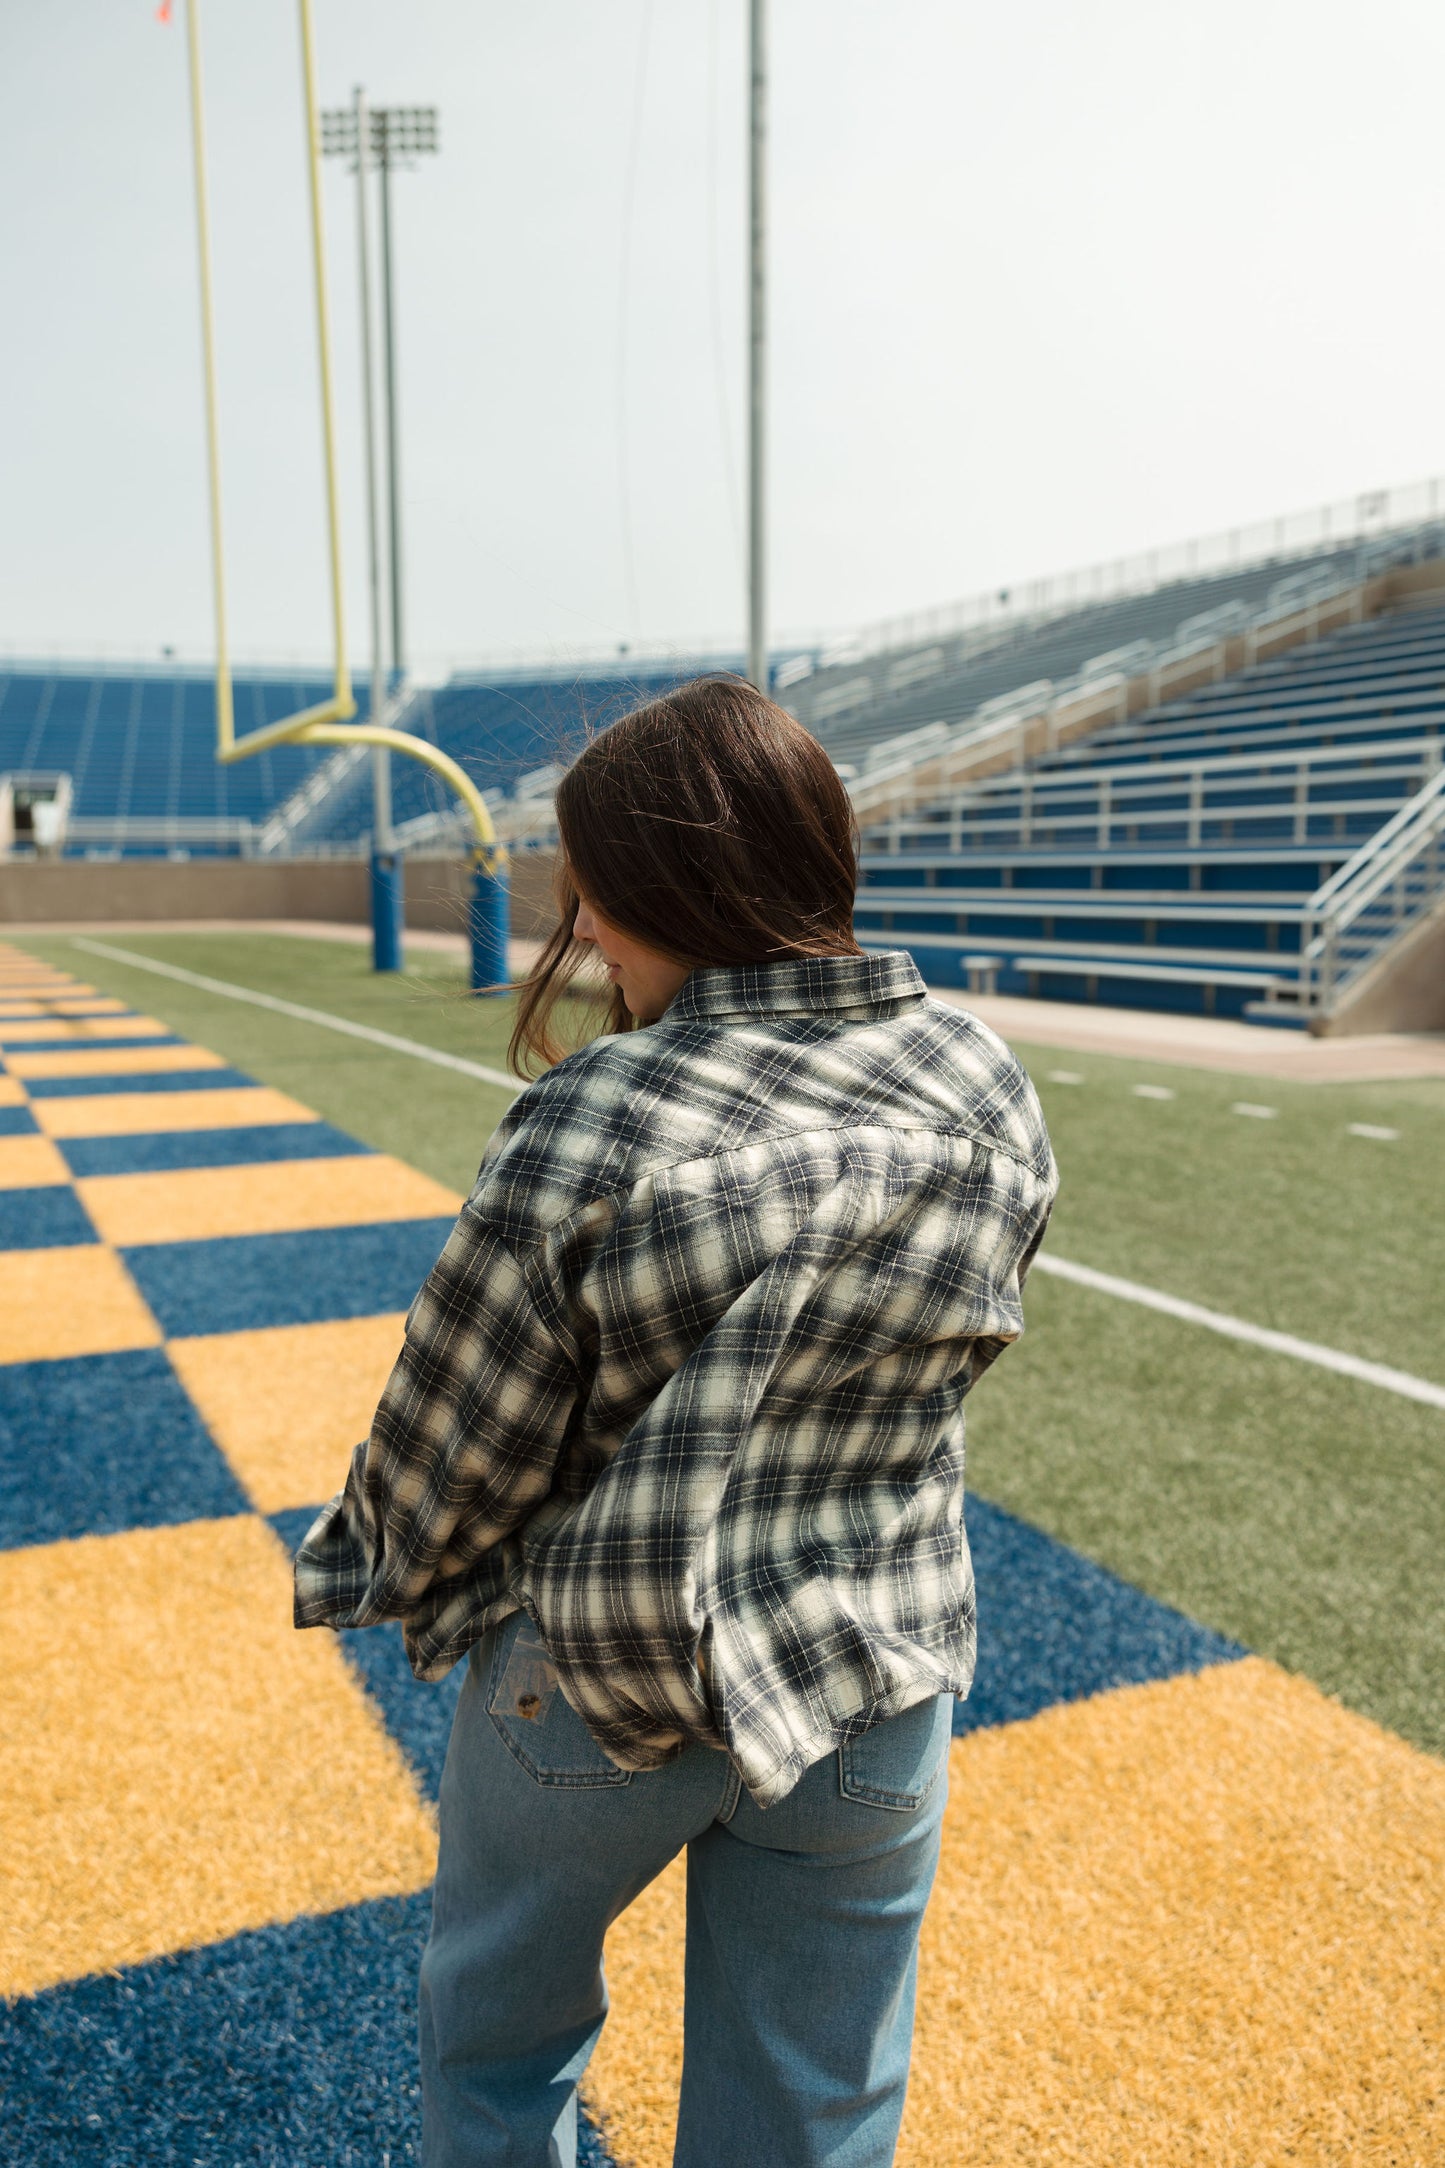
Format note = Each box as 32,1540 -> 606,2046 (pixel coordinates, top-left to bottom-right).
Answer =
419,1612 -> 952,2168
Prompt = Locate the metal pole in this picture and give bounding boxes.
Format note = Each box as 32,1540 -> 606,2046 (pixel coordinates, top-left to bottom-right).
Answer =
297,1 -> 354,722
378,121 -> 406,679
353,84 -> 401,969
746,0 -> 767,692
354,87 -> 389,839
182,0 -> 234,753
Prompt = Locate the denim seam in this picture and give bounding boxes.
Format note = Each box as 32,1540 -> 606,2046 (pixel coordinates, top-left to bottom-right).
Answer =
716,1764 -> 744,1824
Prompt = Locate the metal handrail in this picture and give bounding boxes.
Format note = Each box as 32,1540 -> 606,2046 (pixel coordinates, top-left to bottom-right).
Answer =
1292,767 -> 1445,1012
66,816 -> 259,849
1304,759 -> 1445,914
256,741 -> 369,856
952,732 -> 1440,800
871,793 -> 1425,858
867,735 -> 1437,855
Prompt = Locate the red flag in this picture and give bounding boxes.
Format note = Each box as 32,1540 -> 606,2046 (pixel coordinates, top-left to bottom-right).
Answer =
156,1 -> 173,23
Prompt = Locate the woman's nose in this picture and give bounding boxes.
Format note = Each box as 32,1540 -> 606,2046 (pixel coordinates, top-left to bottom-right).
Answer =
574,902 -> 595,943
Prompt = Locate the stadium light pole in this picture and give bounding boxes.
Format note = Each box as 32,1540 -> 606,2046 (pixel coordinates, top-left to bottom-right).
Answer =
322,99 -> 438,972
747,0 -> 767,693
322,92 -> 401,971
372,106 -> 440,678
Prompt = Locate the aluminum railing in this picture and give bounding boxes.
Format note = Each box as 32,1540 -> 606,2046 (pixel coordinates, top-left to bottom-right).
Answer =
864,736 -> 1441,857
63,816 -> 261,855
1276,766 -> 1445,1016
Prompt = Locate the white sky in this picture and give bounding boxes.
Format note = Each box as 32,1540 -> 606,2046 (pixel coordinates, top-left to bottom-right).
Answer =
4,0 -> 1445,669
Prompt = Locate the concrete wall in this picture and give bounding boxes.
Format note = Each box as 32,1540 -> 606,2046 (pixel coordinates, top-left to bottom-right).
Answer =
0,846 -> 561,938
405,850 -> 559,937
1322,895 -> 1445,1036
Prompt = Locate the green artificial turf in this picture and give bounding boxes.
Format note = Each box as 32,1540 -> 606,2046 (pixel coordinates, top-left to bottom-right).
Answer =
14,928 -> 1445,1760
1014,1043 -> 1444,1386
964,1272 -> 1445,1758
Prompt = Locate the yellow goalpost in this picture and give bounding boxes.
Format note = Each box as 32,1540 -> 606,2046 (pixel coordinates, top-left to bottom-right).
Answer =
181,0 -> 511,988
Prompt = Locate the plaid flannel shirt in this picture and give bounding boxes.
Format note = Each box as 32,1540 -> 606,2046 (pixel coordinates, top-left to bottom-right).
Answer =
294,950 -> 1057,1807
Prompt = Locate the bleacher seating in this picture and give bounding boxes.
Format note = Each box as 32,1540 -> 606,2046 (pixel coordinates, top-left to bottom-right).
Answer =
852,604 -> 1445,1019
792,550 -> 1356,770
0,667 -> 358,853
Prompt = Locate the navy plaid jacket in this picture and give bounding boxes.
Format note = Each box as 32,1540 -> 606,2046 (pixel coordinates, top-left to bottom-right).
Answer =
295,950 -> 1057,1806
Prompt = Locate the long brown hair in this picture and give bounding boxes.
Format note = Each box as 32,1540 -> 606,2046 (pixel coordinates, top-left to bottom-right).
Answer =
507,675 -> 862,1075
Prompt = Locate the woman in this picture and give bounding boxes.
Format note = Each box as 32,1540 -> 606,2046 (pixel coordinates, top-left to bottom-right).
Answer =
295,677 -> 1056,2168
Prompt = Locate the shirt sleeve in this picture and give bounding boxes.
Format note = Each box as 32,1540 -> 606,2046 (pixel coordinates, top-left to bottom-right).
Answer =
293,1204 -> 580,1639
963,1149 -> 1058,1386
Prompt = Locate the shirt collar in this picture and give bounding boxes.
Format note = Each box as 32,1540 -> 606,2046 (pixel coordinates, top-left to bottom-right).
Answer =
667,949 -> 926,1024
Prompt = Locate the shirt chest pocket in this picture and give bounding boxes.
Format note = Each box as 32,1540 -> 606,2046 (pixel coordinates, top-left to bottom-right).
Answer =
485,1615 -> 633,1789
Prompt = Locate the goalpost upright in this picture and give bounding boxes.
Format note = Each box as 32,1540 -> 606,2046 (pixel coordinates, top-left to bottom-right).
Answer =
180,0 -> 510,992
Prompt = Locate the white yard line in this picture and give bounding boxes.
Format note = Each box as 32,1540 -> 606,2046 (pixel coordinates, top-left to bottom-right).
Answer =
70,938 -> 523,1095
64,938 -> 1441,1410
1033,1253 -> 1445,1412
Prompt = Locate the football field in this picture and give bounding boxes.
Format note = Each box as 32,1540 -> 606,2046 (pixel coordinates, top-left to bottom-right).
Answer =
3,927 -> 1442,2166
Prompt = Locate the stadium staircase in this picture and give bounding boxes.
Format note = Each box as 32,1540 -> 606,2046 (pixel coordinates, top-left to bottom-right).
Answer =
851,588 -> 1445,1029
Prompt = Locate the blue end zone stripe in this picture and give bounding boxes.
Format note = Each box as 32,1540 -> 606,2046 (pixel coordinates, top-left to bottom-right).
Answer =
0,1106 -> 39,1136
2,1896 -> 417,2164
0,1186 -> 97,1252
25,1067 -> 257,1100
58,1122 -> 373,1178
271,1506 -> 463,1805
956,1494 -> 1244,1736
0,1004 -> 141,1020
0,1033 -> 185,1054
122,1219 -> 457,1338
0,1895 -> 618,2165
0,1349 -> 250,1550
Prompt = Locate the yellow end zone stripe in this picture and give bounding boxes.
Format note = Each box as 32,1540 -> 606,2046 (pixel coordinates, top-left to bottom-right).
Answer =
7,1045 -> 227,1081
31,1086 -> 323,1139
78,1156 -> 462,1248
0,1135 -> 73,1192
0,1516 -> 437,1999
0,1016 -> 169,1045
586,1659 -> 1445,2168
0,1245 -> 163,1362
168,1312 -> 407,1514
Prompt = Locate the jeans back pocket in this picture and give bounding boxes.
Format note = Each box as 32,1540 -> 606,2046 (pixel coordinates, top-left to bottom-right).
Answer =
485,1615 -> 632,1789
838,1692 -> 951,1812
